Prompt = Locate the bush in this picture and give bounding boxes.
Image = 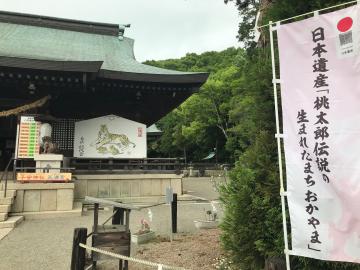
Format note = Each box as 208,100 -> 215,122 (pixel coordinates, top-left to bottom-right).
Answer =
220,131 -> 283,269
219,130 -> 360,270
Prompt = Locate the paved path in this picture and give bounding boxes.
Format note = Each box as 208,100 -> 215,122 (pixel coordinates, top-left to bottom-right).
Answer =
0,177 -> 223,270
182,176 -> 224,201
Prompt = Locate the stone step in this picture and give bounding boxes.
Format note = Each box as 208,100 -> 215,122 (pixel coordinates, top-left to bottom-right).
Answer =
0,216 -> 24,229
0,182 -> 16,191
0,190 -> 16,198
0,204 -> 10,213
0,197 -> 13,205
0,213 -> 7,222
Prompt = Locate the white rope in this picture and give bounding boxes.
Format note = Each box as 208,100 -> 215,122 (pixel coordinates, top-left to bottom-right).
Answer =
0,95 -> 51,117
79,243 -> 188,270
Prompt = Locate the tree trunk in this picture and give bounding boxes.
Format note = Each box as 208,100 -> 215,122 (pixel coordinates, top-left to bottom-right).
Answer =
264,257 -> 286,270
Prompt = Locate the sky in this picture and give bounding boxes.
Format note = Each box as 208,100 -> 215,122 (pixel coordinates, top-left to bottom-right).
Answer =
0,0 -> 240,62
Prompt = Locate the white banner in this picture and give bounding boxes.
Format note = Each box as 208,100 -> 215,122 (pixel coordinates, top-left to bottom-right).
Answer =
74,115 -> 147,158
278,5 -> 360,263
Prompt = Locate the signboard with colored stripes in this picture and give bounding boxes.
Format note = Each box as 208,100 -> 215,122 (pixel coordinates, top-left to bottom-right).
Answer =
17,116 -> 40,159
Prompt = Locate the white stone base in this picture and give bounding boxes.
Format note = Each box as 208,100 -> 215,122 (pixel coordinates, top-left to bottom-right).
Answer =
34,154 -> 63,173
7,183 -> 74,213
194,220 -> 219,229
131,231 -> 156,244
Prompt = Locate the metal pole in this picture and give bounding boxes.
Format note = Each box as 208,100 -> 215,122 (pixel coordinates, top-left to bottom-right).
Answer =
269,21 -> 291,270
13,119 -> 20,182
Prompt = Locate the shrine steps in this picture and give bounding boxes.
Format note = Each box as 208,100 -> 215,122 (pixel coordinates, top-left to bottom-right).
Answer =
0,190 -> 16,197
0,216 -> 24,229
0,195 -> 13,222
0,197 -> 13,205
0,184 -> 23,228
0,182 -> 23,237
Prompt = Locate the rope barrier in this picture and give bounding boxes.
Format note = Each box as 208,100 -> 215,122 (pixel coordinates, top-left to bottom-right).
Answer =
79,243 -> 188,270
0,95 -> 51,117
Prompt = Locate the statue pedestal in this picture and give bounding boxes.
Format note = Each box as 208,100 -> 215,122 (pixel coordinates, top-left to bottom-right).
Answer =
34,154 -> 63,173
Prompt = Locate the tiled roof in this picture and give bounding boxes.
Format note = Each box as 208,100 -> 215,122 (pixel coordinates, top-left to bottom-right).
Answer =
0,10 -> 208,84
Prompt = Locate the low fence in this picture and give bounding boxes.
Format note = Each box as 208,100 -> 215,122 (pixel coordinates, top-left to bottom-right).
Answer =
71,196 -> 183,270
185,163 -> 231,177
79,243 -> 187,270
68,158 -> 185,174
71,194 -> 184,270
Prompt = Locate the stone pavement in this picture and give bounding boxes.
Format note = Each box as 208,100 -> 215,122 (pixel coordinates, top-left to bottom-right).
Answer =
183,176 -> 225,201
0,177 -> 222,270
0,228 -> 12,241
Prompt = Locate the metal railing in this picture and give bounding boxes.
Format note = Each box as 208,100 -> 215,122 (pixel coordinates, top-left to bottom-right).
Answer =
0,158 -> 15,198
0,157 -> 76,197
14,166 -> 74,173
70,157 -> 185,174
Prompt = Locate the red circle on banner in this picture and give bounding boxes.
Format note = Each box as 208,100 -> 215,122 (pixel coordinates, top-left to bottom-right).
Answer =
337,17 -> 353,32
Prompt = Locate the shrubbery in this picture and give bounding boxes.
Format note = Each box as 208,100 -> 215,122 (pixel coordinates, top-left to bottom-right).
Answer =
148,1 -> 360,268
219,1 -> 360,269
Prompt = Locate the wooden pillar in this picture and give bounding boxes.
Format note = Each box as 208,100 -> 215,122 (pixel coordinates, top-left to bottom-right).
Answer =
171,193 -> 178,233
71,227 -> 87,270
93,203 -> 99,233
124,209 -> 131,270
125,210 -> 130,232
113,207 -> 125,270
112,207 -> 124,225
92,203 -> 99,269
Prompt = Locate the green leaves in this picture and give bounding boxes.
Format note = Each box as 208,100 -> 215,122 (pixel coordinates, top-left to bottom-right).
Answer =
220,1 -> 360,269
147,48 -> 243,161
220,131 -> 282,270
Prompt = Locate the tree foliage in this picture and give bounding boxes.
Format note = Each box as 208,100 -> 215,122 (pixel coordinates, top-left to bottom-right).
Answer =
145,48 -> 243,162
147,1 -> 360,269
220,0 -> 360,269
224,0 -> 261,47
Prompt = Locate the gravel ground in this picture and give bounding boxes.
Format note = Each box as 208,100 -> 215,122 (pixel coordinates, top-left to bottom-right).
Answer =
0,177 -> 223,270
130,229 -> 222,270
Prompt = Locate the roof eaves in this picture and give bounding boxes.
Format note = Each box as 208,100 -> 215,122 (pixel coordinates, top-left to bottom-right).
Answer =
99,69 -> 210,84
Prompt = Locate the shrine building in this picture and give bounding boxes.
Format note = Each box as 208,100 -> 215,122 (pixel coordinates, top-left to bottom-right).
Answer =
0,10 -> 208,221
0,10 -> 208,164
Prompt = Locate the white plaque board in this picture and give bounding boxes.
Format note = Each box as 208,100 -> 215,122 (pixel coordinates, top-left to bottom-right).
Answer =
74,115 -> 147,158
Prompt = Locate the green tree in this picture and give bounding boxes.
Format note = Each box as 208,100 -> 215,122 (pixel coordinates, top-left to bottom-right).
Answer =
147,48 -> 243,162
220,0 -> 360,269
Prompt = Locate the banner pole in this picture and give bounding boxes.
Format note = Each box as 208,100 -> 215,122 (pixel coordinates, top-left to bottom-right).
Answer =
269,21 -> 291,270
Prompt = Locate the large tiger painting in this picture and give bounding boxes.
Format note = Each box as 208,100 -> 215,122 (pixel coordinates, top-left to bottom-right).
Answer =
91,124 -> 136,155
